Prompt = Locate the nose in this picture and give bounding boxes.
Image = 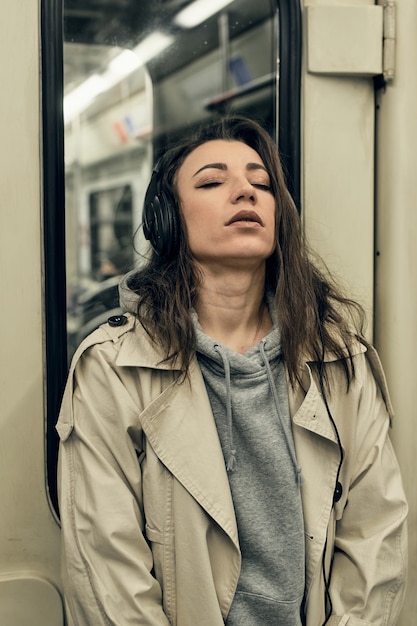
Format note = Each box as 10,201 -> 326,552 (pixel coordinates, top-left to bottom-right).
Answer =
230,177 -> 257,204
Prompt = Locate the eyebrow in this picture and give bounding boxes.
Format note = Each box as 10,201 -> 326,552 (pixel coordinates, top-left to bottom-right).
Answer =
192,162 -> 268,177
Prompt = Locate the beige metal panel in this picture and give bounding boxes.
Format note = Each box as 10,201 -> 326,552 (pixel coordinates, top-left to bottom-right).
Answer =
302,77 -> 375,320
0,0 -> 63,622
302,2 -> 377,322
307,5 -> 383,75
375,0 -> 417,622
0,578 -> 63,626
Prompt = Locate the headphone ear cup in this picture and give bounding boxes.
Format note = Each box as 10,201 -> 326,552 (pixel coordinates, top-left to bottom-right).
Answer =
148,191 -> 179,258
142,168 -> 179,259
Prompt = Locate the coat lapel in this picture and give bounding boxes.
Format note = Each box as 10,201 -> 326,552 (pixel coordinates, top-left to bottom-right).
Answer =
115,325 -> 239,548
139,359 -> 240,547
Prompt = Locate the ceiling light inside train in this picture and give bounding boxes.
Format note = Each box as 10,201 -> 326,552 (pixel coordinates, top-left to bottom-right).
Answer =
64,74 -> 107,122
105,32 -> 174,84
174,0 -> 235,28
64,32 -> 173,122
131,32 -> 174,66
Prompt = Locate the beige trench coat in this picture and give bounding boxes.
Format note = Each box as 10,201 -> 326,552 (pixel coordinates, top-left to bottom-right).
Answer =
57,314 -> 407,626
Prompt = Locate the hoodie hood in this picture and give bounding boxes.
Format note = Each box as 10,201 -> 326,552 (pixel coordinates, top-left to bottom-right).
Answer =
119,270 -> 141,314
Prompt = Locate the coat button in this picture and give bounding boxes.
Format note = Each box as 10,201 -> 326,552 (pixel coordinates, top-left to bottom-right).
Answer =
108,314 -> 128,327
333,481 -> 343,504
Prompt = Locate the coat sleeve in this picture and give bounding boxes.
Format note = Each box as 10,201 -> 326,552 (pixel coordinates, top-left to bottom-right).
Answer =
327,353 -> 408,625
56,341 -> 171,626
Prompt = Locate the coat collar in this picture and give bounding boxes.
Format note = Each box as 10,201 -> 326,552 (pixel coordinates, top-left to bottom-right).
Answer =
109,315 -> 344,466
107,314 -> 369,446
300,329 -> 367,365
289,363 -> 339,444
107,314 -> 182,370
110,313 -> 367,367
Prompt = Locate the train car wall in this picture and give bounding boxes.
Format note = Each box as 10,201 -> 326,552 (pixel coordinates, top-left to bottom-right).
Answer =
0,1 -> 415,624
302,1 -> 416,624
0,0 -> 63,623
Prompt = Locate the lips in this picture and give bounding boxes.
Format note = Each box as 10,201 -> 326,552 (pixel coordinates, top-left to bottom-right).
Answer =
225,210 -> 263,226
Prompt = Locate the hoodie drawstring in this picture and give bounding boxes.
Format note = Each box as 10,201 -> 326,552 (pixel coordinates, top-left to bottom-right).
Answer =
214,340 -> 302,486
260,340 -> 303,486
213,344 -> 237,472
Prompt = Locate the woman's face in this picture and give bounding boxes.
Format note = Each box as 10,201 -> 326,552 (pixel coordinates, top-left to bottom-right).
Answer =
176,139 -> 276,271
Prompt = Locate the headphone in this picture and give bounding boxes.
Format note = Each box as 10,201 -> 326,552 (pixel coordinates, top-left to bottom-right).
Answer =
142,159 -> 180,259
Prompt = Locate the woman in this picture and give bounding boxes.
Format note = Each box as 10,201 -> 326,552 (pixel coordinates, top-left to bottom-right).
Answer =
57,116 -> 407,625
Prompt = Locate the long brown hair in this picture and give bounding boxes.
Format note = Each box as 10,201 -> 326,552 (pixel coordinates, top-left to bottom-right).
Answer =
127,116 -> 365,388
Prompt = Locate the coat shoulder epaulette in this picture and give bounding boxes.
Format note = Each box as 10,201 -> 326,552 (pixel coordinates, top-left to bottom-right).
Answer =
70,313 -> 136,364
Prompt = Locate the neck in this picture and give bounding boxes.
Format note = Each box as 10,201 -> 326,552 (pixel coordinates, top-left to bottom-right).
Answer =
195,264 -> 273,353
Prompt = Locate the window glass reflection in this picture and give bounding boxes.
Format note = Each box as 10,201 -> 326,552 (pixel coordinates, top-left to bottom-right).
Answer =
64,0 -> 279,359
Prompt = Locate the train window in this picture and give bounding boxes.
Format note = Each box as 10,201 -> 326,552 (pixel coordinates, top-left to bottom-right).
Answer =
63,0 -> 282,361
43,0 -> 301,512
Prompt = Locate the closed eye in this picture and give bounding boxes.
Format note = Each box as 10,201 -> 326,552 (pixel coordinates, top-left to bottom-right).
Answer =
196,181 -> 223,188
253,183 -> 272,192
196,181 -> 271,191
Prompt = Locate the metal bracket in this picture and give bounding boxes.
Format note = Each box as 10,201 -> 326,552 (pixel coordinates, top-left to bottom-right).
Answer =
381,1 -> 396,82
306,2 -> 396,81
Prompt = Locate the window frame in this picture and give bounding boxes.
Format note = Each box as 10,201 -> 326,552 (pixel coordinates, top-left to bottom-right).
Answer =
42,0 -> 67,514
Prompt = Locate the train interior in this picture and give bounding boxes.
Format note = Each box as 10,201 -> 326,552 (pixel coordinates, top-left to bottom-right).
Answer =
1,0 -> 416,624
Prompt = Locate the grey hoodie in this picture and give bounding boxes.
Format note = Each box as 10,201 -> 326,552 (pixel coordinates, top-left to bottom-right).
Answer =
194,312 -> 305,626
